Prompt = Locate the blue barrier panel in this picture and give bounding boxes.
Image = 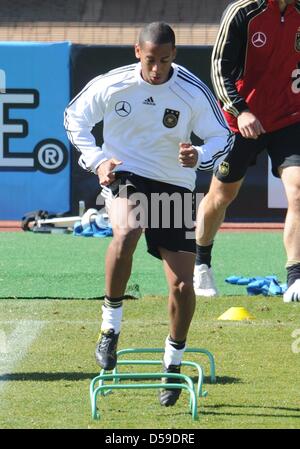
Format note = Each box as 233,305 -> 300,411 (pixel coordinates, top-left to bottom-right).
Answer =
0,42 -> 70,220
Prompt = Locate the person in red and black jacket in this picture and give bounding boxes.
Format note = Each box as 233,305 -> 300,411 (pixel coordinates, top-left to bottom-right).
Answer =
193,0 -> 300,302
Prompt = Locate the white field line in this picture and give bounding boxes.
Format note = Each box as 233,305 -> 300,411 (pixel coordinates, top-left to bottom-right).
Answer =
0,320 -> 100,325
0,320 -> 45,393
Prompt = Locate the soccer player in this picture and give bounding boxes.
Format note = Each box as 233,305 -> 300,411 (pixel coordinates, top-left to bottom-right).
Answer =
65,22 -> 233,406
194,0 -> 300,303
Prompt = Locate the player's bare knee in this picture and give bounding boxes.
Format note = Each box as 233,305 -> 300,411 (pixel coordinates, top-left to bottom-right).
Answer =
208,176 -> 241,208
172,280 -> 194,298
215,185 -> 239,207
112,228 -> 141,258
285,183 -> 300,211
287,196 -> 300,215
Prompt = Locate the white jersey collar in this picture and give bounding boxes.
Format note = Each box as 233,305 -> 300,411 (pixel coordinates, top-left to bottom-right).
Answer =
135,62 -> 178,90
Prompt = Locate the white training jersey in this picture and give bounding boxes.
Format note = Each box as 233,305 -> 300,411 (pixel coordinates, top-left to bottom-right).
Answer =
64,62 -> 234,191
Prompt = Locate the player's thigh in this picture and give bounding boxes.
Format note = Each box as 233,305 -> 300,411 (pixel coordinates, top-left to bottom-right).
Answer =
160,247 -> 195,287
205,174 -> 244,204
109,196 -> 144,245
145,222 -> 195,258
269,122 -> 300,178
280,166 -> 300,208
215,133 -> 266,183
144,182 -> 195,260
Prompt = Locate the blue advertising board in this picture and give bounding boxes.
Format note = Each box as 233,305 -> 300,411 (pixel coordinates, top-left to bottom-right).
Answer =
0,42 -> 70,219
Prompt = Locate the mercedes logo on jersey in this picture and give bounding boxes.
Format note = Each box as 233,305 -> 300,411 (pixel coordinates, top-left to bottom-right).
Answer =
251,32 -> 267,48
115,101 -> 131,117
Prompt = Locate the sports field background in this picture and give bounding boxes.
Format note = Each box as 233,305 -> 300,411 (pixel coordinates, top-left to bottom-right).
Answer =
0,231 -> 287,299
1,231 -> 300,429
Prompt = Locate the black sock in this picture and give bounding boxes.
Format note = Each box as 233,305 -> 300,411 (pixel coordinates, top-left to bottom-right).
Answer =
195,243 -> 213,267
168,335 -> 186,350
287,263 -> 300,288
104,295 -> 124,309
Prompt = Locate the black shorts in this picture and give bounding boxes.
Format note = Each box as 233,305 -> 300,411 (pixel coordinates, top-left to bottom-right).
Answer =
106,171 -> 196,260
215,122 -> 300,182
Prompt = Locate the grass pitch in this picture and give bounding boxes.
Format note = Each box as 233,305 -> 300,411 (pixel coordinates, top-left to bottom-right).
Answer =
1,297 -> 300,429
0,232 -> 300,429
0,231 -> 287,298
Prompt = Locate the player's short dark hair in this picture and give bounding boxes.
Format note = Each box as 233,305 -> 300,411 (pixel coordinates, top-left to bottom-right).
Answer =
138,22 -> 176,48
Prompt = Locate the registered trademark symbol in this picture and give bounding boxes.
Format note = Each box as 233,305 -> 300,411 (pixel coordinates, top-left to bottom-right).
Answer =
33,139 -> 68,173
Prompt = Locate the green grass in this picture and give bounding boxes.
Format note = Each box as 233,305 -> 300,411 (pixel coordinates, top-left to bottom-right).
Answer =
0,231 -> 299,429
0,231 -> 286,298
0,296 -> 300,429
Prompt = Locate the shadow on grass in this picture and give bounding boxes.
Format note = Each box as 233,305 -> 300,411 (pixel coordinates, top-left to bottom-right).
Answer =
159,403 -> 300,420
204,376 -> 242,385
0,372 -> 99,381
0,372 -> 241,386
2,373 -> 299,420
202,403 -> 300,419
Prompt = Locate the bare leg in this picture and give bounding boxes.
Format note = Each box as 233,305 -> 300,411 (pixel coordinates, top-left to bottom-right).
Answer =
196,175 -> 243,245
95,196 -> 143,370
280,166 -> 300,263
158,248 -> 196,406
106,196 -> 143,297
194,175 -> 243,296
160,248 -> 196,341
280,166 -> 300,302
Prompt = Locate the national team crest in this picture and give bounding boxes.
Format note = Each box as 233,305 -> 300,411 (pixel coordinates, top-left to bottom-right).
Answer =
218,161 -> 230,177
295,32 -> 300,52
163,109 -> 180,128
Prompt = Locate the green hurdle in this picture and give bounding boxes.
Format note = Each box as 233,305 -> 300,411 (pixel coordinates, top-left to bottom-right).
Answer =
116,348 -> 216,383
99,360 -> 207,398
89,347 -> 216,421
90,372 -> 198,421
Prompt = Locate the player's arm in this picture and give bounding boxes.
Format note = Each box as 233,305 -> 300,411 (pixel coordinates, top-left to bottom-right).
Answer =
64,78 -> 108,174
211,6 -> 248,117
187,86 -> 234,171
212,6 -> 265,138
64,81 -> 123,186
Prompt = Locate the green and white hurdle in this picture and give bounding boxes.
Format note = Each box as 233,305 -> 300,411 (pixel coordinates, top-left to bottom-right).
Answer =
89,347 -> 216,421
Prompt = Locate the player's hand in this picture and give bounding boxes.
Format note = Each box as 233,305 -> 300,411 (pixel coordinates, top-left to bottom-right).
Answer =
97,158 -> 123,186
237,111 -> 266,139
178,142 -> 198,168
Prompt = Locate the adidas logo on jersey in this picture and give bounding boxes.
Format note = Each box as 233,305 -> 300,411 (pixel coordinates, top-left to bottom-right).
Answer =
143,96 -> 156,105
